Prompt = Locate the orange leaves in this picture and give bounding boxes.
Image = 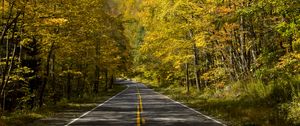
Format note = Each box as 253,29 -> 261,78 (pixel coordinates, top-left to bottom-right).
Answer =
276,53 -> 300,73
224,23 -> 239,30
215,6 -> 234,15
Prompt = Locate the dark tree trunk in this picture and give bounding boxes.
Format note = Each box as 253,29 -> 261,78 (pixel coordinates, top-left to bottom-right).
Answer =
185,63 -> 190,93
93,65 -> 100,94
105,70 -> 108,92
93,37 -> 100,94
288,36 -> 293,52
67,72 -> 71,100
51,55 -> 57,104
39,41 -> 54,107
76,64 -> 82,97
109,74 -> 114,89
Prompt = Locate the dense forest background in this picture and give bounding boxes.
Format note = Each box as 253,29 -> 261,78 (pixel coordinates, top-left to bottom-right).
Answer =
117,0 -> 300,125
0,0 -> 299,125
0,0 -> 131,111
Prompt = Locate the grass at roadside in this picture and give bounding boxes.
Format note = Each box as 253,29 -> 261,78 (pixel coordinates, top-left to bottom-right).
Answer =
0,85 -> 126,126
142,80 -> 296,126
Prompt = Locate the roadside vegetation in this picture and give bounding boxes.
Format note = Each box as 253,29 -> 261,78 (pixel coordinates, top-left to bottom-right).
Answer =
1,85 -> 125,126
138,78 -> 297,126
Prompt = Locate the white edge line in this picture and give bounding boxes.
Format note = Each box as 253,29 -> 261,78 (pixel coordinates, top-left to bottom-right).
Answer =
65,85 -> 130,126
142,84 -> 226,126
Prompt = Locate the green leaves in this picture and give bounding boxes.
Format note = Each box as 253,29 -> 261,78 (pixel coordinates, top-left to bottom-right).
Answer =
277,22 -> 298,37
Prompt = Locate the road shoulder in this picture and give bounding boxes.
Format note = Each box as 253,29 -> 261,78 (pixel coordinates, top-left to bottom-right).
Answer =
28,85 -> 126,126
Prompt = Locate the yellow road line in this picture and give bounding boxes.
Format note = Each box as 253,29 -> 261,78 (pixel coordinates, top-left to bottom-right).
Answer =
139,95 -> 143,112
136,86 -> 144,126
137,104 -> 141,126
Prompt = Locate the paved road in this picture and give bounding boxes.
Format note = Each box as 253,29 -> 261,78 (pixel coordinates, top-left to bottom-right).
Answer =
66,80 -> 224,126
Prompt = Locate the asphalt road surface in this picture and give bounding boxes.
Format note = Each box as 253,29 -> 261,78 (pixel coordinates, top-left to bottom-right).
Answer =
65,80 -> 224,126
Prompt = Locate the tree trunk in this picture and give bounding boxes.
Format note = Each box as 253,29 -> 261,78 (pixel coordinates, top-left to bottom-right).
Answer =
67,72 -> 71,100
94,39 -> 100,94
76,76 -> 81,97
109,74 -> 114,89
157,76 -> 161,86
0,9 -> 21,45
0,13 -> 21,96
39,41 -> 54,107
93,65 -> 100,94
288,36 -> 293,52
81,63 -> 88,98
76,64 -> 82,97
239,10 -> 249,78
193,43 -> 200,91
104,70 -> 108,92
185,63 -> 190,93
2,43 -> 17,94
229,44 -> 235,81
1,43 -> 16,111
1,21 -> 18,99
188,29 -> 200,90
51,54 -> 57,104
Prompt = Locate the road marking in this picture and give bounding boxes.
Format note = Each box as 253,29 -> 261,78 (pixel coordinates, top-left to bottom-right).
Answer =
136,85 -> 145,126
137,104 -> 141,126
65,85 -> 129,126
142,84 -> 226,126
154,91 -> 225,125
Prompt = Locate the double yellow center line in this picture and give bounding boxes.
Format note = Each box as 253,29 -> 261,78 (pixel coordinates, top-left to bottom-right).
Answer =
136,86 -> 145,126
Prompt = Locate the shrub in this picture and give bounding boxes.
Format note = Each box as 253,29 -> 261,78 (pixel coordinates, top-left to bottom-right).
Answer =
245,80 -> 273,100
281,94 -> 300,125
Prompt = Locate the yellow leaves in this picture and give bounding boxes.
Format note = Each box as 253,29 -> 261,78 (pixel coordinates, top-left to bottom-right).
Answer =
195,34 -> 207,48
201,67 -> 226,82
174,60 -> 182,69
20,38 -> 32,46
43,18 -> 68,26
141,0 -> 159,7
59,70 -> 83,77
0,0 -> 9,12
144,32 -> 161,43
137,11 -> 151,21
295,53 -> 300,59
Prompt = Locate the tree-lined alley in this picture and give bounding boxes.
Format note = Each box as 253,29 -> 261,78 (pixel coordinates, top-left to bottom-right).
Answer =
0,0 -> 299,125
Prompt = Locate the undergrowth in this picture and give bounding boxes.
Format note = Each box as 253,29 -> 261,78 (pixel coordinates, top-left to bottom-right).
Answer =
142,76 -> 300,126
